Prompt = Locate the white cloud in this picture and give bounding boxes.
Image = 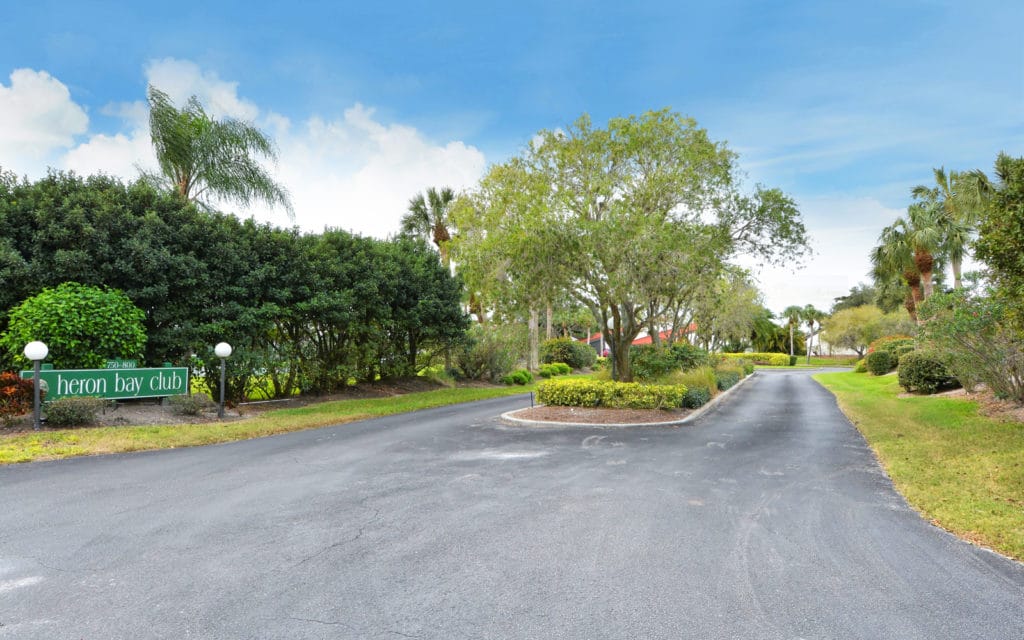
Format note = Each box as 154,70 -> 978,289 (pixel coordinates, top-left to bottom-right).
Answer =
740,195 -> 904,313
51,58 -> 485,238
0,69 -> 88,174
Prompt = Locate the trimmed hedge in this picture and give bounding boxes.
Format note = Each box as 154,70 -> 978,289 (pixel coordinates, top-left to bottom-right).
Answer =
865,351 -> 895,375
898,351 -> 958,394
723,352 -> 791,366
45,396 -> 105,426
715,370 -> 741,390
868,335 -> 916,367
501,369 -> 533,385
682,387 -> 712,408
540,338 -> 596,370
536,378 -> 686,410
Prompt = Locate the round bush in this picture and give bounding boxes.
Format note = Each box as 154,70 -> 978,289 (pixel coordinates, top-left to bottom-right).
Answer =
45,396 -> 105,427
0,282 -> 146,370
898,351 -> 958,394
865,351 -> 895,375
682,386 -> 712,408
540,338 -> 596,370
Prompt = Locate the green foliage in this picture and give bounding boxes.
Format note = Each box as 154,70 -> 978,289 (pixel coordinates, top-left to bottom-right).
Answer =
789,355 -> 798,366
168,393 -> 215,415
722,352 -> 790,366
0,282 -> 146,370
539,338 -> 596,370
536,378 -> 686,410
501,369 -> 533,386
593,356 -> 608,370
630,343 -> 710,381
867,335 -> 916,368
537,362 -> 572,378
454,324 -> 522,383
918,289 -> 1024,402
854,358 -> 867,373
0,372 -> 36,423
714,365 -> 742,390
45,396 -> 105,427
974,153 -> 1024,316
823,306 -> 917,357
898,351 -> 958,394
0,172 -> 468,396
674,366 -> 717,408
865,351 -> 895,375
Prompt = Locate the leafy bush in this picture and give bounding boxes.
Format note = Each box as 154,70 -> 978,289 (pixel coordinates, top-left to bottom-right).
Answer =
722,352 -> 790,366
0,282 -> 146,370
630,345 -> 679,380
865,351 -> 895,375
631,343 -> 711,380
540,338 -> 596,370
168,393 -> 215,415
715,370 -> 741,390
536,378 -> 686,410
789,355 -> 798,366
1,372 -> 38,424
45,396 -> 105,427
682,386 -> 712,409
501,369 -> 533,385
454,325 -> 521,382
867,335 -> 915,366
918,290 -> 1024,402
675,366 -> 716,408
854,358 -> 867,373
898,351 -> 958,394
537,362 -> 572,379
536,378 -> 605,407
593,356 -> 608,370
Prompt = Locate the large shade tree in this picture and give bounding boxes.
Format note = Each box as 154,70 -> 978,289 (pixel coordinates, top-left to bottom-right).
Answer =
454,109 -> 809,380
146,86 -> 293,217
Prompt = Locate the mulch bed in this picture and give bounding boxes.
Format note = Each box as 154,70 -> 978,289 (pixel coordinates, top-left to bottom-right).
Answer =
509,405 -> 692,425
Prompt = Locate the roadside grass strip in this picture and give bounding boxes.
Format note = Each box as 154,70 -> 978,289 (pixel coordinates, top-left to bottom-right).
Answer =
0,385 -> 533,465
815,371 -> 1024,561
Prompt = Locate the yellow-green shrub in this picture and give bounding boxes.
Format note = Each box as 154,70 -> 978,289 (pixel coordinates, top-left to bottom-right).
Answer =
723,352 -> 790,366
536,378 -> 686,410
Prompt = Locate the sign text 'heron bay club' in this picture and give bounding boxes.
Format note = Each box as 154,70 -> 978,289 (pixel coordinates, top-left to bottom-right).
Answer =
20,365 -> 188,401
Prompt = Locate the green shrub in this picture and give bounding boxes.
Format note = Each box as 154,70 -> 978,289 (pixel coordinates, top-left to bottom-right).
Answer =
789,355 -> 798,366
741,361 -> 755,376
675,366 -> 717,408
865,351 -> 895,375
537,364 -> 555,379
168,393 -> 215,415
682,386 -> 712,408
629,345 -> 679,381
868,335 -> 916,366
668,343 -> 709,371
854,358 -> 867,373
455,325 -> 521,382
593,356 -> 608,370
537,362 -> 572,378
540,338 -> 596,370
0,282 -> 146,370
554,362 -> 571,375
898,351 -> 958,394
715,370 -> 741,390
536,378 -> 686,410
501,369 -> 533,385
45,396 -> 105,427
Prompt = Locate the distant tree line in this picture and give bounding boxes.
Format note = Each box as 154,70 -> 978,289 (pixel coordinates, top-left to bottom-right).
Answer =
0,170 -> 466,399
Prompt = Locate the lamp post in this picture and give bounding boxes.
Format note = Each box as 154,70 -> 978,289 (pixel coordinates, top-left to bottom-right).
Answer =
23,341 -> 48,431
214,342 -> 232,419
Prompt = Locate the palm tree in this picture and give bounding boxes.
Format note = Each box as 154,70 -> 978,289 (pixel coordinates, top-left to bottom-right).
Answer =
401,187 -> 456,268
912,167 -> 985,289
803,304 -> 825,363
870,205 -> 944,321
781,305 -> 803,357
146,86 -> 292,216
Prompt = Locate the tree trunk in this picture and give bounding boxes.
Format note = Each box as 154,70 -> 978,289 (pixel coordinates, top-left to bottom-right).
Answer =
545,302 -> 553,339
915,249 -> 934,299
528,307 -> 540,371
789,324 -> 794,357
952,258 -> 963,290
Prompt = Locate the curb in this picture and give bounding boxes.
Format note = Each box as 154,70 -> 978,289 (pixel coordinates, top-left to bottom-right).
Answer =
499,371 -> 757,429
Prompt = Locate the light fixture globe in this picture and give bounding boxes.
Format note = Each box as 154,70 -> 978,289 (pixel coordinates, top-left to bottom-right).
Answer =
214,342 -> 233,359
23,341 -> 48,361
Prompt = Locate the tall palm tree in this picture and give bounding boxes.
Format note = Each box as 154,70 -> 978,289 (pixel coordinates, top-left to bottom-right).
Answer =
401,187 -> 456,268
146,86 -> 292,216
782,305 -> 803,357
803,304 -> 825,363
912,167 -> 985,289
870,205 -> 943,321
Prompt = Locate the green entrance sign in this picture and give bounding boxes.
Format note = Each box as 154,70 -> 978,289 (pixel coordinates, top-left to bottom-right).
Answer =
20,367 -> 188,401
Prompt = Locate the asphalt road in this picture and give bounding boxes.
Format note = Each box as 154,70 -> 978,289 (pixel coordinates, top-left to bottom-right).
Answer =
2,370 -> 1022,639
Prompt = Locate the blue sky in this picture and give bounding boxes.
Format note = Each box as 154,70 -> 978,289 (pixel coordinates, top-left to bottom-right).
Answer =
2,0 -> 1022,312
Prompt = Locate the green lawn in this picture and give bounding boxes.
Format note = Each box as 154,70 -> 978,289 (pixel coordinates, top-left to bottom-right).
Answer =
0,384 -> 535,465
815,371 -> 1024,561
